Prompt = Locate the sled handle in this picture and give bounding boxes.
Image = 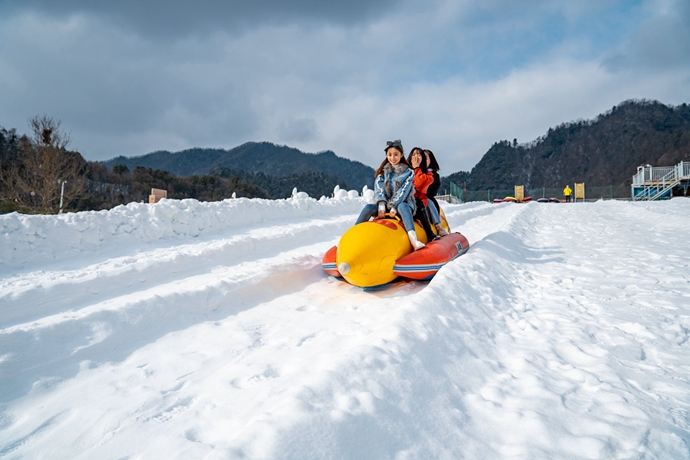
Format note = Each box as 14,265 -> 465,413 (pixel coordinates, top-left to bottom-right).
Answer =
374,213 -> 401,222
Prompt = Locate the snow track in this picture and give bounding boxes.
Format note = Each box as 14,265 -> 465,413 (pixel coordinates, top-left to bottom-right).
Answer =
2,197 -> 690,459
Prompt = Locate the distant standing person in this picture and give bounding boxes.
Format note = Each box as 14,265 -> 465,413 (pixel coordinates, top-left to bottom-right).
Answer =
563,184 -> 572,202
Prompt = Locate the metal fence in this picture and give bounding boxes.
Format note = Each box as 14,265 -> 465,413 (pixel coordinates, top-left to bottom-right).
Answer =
452,185 -> 632,203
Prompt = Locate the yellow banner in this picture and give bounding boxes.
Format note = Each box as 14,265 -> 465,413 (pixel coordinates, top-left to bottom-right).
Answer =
515,185 -> 524,201
575,183 -> 585,200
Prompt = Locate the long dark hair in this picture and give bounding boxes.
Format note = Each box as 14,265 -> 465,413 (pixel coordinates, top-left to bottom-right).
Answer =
424,149 -> 440,170
408,147 -> 427,171
375,145 -> 410,177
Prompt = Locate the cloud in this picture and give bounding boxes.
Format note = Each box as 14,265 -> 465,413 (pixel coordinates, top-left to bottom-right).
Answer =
0,12 -> 260,151
0,0 -> 688,176
603,0 -> 690,72
277,118 -> 319,143
297,56 -> 690,173
0,0 -> 400,38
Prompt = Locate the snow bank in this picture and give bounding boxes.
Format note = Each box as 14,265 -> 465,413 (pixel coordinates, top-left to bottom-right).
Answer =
0,194 -> 365,272
2,198 -> 690,459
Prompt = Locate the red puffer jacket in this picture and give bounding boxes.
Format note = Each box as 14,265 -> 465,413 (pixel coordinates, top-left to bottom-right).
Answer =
412,167 -> 434,206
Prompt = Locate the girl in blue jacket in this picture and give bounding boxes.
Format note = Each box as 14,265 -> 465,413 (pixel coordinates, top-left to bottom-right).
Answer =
355,139 -> 424,250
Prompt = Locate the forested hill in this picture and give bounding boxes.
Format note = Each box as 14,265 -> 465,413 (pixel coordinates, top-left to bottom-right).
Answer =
445,99 -> 690,190
101,142 -> 375,191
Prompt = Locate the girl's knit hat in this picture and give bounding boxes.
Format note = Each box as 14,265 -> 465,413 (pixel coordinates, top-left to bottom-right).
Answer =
385,139 -> 403,152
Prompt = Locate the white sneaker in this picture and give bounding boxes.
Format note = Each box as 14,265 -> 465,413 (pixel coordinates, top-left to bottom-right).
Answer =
408,230 -> 425,250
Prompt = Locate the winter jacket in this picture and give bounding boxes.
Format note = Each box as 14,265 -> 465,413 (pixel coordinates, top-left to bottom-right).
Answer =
374,163 -> 416,213
426,169 -> 441,198
412,167 -> 434,206
563,186 -> 572,197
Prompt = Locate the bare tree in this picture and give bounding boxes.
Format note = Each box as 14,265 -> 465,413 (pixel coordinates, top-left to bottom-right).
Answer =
3,115 -> 86,214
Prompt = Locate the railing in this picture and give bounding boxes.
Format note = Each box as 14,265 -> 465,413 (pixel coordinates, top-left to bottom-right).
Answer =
631,161 -> 689,201
633,162 -> 689,185
648,168 -> 679,201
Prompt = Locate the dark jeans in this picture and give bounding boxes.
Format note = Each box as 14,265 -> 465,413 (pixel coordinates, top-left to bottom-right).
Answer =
414,198 -> 436,240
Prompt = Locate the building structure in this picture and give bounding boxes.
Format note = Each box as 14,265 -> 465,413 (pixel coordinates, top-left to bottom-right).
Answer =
631,161 -> 690,201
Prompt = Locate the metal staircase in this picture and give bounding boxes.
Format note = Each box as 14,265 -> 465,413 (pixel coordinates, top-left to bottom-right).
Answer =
632,161 -> 690,201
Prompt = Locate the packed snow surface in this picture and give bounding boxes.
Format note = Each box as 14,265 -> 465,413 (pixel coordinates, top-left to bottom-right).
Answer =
1,195 -> 690,459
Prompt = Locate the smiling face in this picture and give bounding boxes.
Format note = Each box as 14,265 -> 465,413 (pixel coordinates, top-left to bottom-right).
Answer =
386,147 -> 403,166
410,149 -> 423,168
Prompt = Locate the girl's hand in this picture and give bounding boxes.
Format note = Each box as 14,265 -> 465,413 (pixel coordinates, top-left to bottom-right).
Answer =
389,206 -> 397,217
411,155 -> 421,168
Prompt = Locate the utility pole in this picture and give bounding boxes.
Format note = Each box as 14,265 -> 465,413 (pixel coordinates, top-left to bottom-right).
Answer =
59,180 -> 66,213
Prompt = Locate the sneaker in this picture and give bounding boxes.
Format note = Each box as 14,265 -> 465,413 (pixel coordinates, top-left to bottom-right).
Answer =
407,230 -> 425,250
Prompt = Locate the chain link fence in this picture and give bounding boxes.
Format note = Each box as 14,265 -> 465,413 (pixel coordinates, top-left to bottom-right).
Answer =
446,184 -> 632,203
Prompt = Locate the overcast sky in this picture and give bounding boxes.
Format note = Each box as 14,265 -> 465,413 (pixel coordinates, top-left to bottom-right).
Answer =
1,0 -> 689,173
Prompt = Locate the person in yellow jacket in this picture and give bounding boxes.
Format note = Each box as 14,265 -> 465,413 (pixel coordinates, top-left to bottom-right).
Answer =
563,184 -> 572,202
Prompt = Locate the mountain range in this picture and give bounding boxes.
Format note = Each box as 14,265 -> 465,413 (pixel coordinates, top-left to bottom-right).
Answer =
101,99 -> 690,194
446,99 -> 690,190
101,143 -> 376,192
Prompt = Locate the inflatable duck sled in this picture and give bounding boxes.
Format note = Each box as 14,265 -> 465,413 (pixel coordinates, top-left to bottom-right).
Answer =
322,210 -> 470,288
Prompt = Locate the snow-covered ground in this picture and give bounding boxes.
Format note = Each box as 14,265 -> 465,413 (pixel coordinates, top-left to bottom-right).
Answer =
1,194 -> 689,459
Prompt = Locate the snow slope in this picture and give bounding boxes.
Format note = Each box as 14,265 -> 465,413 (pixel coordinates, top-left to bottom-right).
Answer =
1,195 -> 690,459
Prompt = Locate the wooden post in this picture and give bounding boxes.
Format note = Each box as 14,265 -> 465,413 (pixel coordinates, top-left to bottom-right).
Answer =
149,188 -> 167,203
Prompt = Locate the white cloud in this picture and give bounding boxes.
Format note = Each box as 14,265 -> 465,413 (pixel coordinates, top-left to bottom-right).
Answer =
0,0 -> 688,175
603,0 -> 690,72
295,57 -> 689,172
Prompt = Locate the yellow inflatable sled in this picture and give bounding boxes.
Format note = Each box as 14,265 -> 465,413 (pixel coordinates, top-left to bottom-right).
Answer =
322,210 -> 469,288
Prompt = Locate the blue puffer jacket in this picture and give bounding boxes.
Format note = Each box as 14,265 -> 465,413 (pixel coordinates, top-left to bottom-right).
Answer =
374,163 -> 416,212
